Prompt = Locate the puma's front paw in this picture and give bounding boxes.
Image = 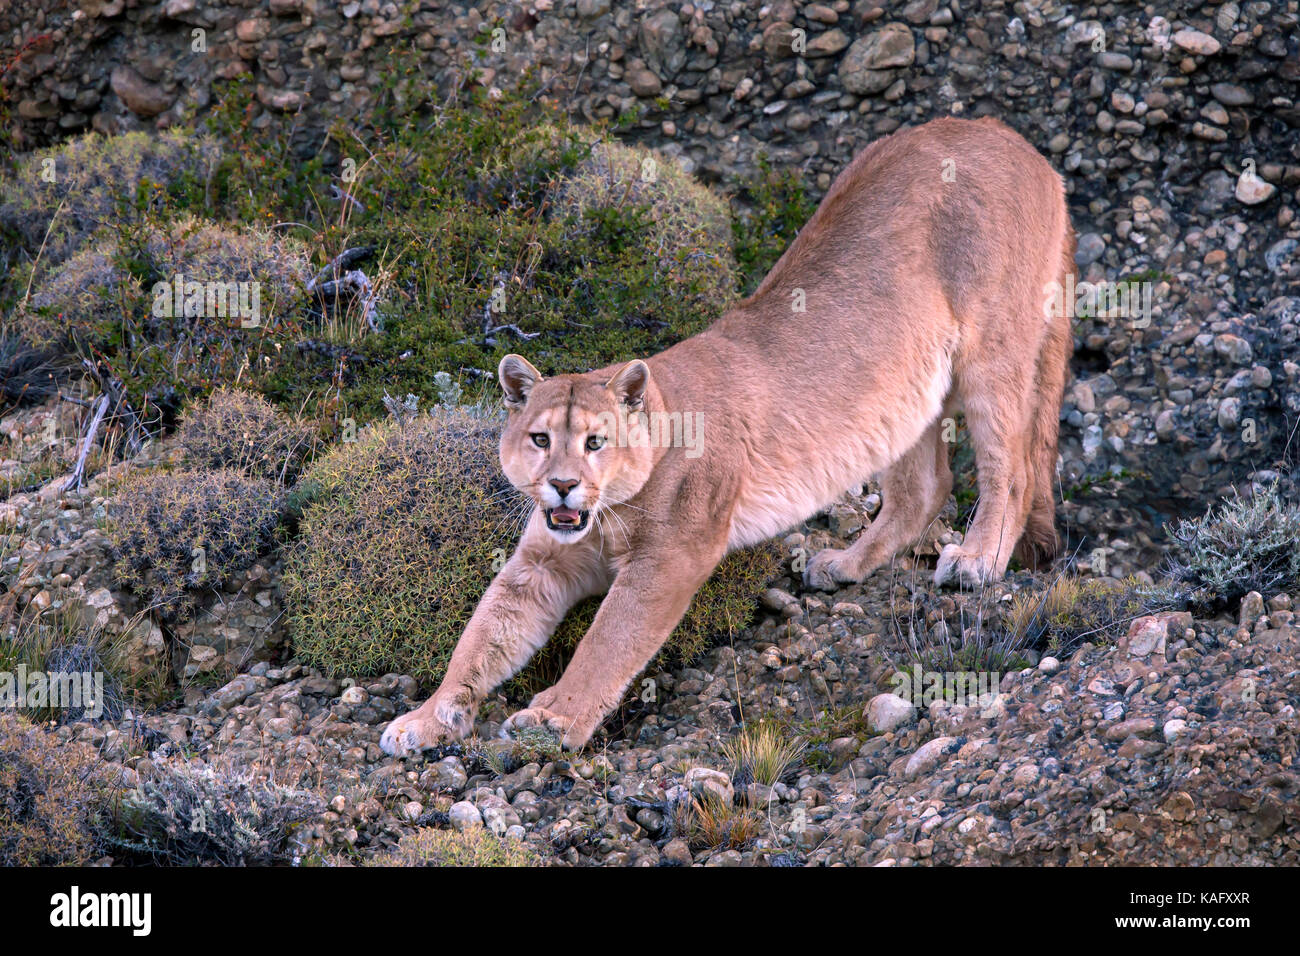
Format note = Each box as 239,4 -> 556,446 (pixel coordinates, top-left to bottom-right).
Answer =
933,543 -> 997,590
380,696 -> 473,757
501,704 -> 600,751
803,547 -> 864,591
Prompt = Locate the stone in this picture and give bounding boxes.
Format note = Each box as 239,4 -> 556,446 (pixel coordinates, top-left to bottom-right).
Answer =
1236,171 -> 1277,205
904,736 -> 957,779
806,29 -> 850,58
1075,232 -> 1105,266
866,692 -> 916,733
639,8 -> 686,79
1172,29 -> 1221,55
627,67 -> 662,97
448,801 -> 483,831
1238,591 -> 1265,627
839,23 -> 915,94
685,766 -> 735,804
110,66 -> 173,117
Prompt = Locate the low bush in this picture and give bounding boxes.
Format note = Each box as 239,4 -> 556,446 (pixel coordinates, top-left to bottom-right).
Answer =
0,712 -> 113,865
16,215 -> 311,425
0,129 -> 221,266
1166,484 -> 1300,606
368,827 -> 545,867
0,604 -> 131,723
285,406 -> 783,695
177,387 -> 315,483
107,756 -> 322,866
553,138 -> 736,313
1004,575 -> 1177,657
106,468 -> 287,622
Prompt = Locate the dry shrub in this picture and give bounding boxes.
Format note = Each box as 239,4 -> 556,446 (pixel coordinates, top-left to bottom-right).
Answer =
0,712 -> 113,865
178,387 -> 315,483
1004,574 -> 1177,656
108,755 -> 322,866
367,827 -> 545,867
16,216 -> 310,406
0,129 -> 221,265
106,468 -> 287,622
1166,484 -> 1300,607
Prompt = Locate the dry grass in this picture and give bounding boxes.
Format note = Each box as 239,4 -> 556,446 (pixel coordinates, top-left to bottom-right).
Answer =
722,719 -> 806,789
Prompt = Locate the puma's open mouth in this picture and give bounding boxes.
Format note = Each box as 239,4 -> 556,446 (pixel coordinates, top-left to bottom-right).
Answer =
545,507 -> 590,533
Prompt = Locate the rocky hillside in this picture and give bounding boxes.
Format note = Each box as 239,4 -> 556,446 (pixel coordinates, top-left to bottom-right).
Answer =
0,1 -> 1298,867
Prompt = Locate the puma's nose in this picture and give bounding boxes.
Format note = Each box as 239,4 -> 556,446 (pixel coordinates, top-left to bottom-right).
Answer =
549,478 -> 580,500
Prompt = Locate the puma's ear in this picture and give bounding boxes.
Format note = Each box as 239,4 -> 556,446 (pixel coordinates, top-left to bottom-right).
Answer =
498,354 -> 541,411
605,359 -> 650,409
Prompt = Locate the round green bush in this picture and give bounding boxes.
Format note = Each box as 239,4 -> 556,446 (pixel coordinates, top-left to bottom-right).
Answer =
553,138 -> 736,314
284,407 -> 783,696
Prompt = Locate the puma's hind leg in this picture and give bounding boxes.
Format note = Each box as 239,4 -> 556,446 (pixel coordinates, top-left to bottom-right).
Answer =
935,342 -> 1040,589
805,416 -> 953,590
1014,250 -> 1074,570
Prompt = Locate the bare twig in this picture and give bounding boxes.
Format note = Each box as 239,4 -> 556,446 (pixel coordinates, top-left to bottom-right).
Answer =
62,394 -> 108,493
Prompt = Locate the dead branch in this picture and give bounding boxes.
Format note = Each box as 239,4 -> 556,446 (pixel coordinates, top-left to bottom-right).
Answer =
62,394 -> 108,493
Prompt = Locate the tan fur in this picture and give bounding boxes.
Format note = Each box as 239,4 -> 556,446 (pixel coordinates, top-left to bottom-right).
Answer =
381,117 -> 1074,754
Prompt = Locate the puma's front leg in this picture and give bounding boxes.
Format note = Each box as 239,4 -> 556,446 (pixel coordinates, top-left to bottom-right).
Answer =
381,515 -> 604,756
502,544 -> 723,750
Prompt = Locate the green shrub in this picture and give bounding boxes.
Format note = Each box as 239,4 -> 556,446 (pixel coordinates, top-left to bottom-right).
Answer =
284,406 -> 783,695
108,755 -> 322,866
243,77 -> 741,423
1166,484 -> 1300,606
106,468 -> 287,623
0,129 -> 221,266
0,712 -> 112,865
178,387 -> 316,484
553,138 -> 735,312
367,827 -> 545,867
728,155 -> 817,297
283,407 -> 511,683
16,215 -> 311,423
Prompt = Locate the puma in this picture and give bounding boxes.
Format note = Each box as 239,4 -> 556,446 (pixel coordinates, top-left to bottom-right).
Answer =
381,116 -> 1075,754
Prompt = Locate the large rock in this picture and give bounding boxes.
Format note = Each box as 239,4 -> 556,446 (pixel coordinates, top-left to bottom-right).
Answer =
639,7 -> 686,80
866,692 -> 917,734
110,65 -> 173,117
839,23 -> 915,94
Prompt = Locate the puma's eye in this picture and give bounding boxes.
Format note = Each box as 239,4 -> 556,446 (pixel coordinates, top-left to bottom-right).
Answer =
586,435 -> 606,452
531,433 -> 550,448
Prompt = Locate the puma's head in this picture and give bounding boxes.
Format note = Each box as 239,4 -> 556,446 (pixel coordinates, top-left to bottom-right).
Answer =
498,353 -> 656,543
